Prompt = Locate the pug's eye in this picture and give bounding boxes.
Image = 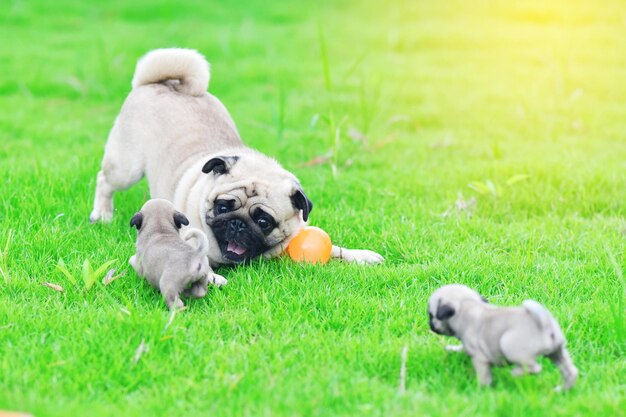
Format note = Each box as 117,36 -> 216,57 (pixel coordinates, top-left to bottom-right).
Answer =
214,200 -> 232,215
257,217 -> 271,231
256,214 -> 275,233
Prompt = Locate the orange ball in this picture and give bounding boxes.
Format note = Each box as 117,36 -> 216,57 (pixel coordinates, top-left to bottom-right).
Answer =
287,226 -> 332,264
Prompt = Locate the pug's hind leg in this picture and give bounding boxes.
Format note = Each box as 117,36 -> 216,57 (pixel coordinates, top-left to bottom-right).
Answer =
511,360 -> 542,376
471,356 -> 493,387
90,170 -> 117,223
90,126 -> 144,223
184,275 -> 209,298
159,276 -> 185,310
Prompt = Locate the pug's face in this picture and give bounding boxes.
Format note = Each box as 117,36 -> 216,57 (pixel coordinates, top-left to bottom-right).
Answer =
428,284 -> 487,336
200,154 -> 312,264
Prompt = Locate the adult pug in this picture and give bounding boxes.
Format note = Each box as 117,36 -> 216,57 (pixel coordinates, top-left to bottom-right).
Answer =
90,48 -> 384,267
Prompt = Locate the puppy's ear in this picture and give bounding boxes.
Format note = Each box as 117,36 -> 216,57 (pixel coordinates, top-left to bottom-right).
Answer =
481,296 -> 489,303
130,212 -> 143,229
173,211 -> 189,229
202,156 -> 240,175
291,188 -> 313,222
436,303 -> 455,320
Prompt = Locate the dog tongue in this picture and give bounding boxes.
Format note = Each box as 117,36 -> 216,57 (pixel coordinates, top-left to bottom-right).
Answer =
227,241 -> 247,256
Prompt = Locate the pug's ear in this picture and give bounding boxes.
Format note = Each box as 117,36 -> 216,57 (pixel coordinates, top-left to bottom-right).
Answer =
202,156 -> 240,175
130,212 -> 143,229
436,303 -> 455,320
173,211 -> 189,229
291,188 -> 313,222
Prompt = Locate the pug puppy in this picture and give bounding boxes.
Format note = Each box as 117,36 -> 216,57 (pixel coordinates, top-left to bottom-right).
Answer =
428,284 -> 578,390
89,48 -> 384,267
129,199 -> 227,310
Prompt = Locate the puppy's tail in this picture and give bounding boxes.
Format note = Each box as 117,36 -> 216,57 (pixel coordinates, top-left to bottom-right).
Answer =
181,228 -> 209,256
522,300 -> 566,348
131,48 -> 210,96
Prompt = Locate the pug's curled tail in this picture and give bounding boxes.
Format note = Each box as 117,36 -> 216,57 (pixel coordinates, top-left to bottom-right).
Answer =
131,48 -> 210,96
182,228 -> 210,256
523,300 -> 566,348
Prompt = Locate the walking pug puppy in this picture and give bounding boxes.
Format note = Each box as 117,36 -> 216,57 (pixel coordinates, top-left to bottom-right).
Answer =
428,284 -> 578,390
90,48 -> 384,267
129,199 -> 227,310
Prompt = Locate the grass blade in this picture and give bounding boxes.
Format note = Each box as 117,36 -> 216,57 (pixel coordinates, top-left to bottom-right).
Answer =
468,181 -> 491,195
55,259 -> 77,285
82,258 -> 93,290
507,174 -> 530,186
317,21 -> 332,92
0,229 -> 13,283
91,259 -> 117,283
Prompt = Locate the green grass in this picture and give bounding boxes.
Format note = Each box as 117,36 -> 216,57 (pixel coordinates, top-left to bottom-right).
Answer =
1,0 -> 625,415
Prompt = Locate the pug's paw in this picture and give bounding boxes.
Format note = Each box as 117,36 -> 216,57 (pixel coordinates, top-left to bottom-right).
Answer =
210,273 -> 228,287
445,344 -> 464,353
333,247 -> 385,264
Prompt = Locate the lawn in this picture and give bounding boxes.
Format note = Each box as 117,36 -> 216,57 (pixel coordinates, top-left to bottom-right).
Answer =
1,0 -> 625,416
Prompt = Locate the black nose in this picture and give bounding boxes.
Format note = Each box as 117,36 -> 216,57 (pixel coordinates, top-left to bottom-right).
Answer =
228,219 -> 247,235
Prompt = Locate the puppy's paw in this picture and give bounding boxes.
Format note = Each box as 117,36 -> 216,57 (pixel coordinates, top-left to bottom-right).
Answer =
89,208 -> 113,223
445,344 -> 464,353
168,298 -> 185,311
333,247 -> 384,265
512,363 -> 542,376
185,283 -> 207,298
560,366 -> 579,391
209,273 -> 228,288
511,366 -> 525,377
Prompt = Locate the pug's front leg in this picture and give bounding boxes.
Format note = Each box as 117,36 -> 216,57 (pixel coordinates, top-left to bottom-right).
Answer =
548,346 -> 579,391
129,254 -> 143,275
332,246 -> 384,265
471,356 -> 493,387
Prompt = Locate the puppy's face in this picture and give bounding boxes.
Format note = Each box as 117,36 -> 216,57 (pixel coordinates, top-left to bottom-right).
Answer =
130,198 -> 189,235
201,154 -> 312,264
427,284 -> 487,336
